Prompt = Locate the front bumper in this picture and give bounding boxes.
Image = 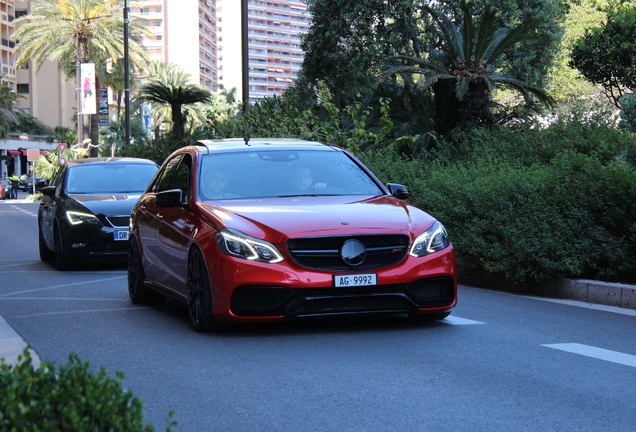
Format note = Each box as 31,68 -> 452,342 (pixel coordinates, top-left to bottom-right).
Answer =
208,246 -> 457,322
60,222 -> 129,261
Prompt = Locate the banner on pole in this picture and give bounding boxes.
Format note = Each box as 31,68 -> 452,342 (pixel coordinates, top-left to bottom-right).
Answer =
80,63 -> 96,114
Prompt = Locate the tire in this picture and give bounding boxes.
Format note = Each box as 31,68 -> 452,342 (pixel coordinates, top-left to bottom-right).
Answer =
54,223 -> 71,271
128,236 -> 152,304
38,222 -> 54,262
187,246 -> 215,332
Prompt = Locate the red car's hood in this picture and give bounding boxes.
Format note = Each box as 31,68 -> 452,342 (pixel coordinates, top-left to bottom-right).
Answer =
199,195 -> 437,242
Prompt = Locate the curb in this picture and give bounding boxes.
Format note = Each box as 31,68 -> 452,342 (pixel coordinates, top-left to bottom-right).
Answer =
535,279 -> 636,310
0,316 -> 40,367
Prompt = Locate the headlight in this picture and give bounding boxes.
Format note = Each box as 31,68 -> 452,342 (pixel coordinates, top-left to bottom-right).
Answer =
66,211 -> 100,225
217,228 -> 284,263
409,221 -> 450,257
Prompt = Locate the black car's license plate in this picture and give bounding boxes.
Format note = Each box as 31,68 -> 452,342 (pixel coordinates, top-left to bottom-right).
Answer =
114,230 -> 129,241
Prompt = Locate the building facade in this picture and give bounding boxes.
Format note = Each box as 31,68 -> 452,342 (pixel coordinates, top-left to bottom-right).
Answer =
216,0 -> 309,102
130,0 -> 219,91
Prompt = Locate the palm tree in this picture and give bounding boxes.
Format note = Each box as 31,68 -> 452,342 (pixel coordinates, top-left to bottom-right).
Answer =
384,0 -> 554,132
140,61 -> 212,138
12,0 -> 149,154
0,79 -> 25,125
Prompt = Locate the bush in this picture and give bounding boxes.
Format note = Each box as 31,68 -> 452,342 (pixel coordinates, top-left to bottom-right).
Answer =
0,348 -> 175,431
360,124 -> 636,286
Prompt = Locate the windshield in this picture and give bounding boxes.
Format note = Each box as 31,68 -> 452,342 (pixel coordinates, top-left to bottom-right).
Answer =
66,163 -> 158,194
198,149 -> 384,200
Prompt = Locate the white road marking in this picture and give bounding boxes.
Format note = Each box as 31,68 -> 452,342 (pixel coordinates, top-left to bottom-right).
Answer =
11,205 -> 37,217
542,343 -> 636,368
443,315 -> 484,325
16,307 -> 146,318
0,276 -> 127,298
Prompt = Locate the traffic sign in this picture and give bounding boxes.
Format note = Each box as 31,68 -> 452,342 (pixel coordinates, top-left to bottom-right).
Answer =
58,156 -> 67,166
58,143 -> 67,153
27,149 -> 41,162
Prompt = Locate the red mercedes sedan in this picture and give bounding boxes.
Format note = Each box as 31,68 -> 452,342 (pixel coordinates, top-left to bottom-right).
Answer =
128,138 -> 457,331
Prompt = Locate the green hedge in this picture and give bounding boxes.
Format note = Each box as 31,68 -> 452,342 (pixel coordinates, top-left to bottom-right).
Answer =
0,349 -> 175,431
361,121 -> 636,286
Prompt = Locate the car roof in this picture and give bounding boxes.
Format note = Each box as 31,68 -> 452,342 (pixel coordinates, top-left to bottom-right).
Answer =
65,157 -> 158,168
196,138 -> 341,154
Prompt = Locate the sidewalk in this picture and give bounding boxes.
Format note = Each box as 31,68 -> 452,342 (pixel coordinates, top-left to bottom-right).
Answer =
0,316 -> 40,366
0,190 -> 37,204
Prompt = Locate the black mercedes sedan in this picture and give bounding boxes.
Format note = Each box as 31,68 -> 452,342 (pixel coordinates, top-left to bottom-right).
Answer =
38,157 -> 159,270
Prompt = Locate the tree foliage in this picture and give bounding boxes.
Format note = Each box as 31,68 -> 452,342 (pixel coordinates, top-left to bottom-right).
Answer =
140,61 -> 212,138
299,0 -> 422,106
383,0 -> 554,135
298,0 -> 565,108
570,6 -> 636,108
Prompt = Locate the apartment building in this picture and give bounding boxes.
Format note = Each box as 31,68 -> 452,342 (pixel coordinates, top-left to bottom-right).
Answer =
131,0 -> 218,91
12,0 -> 80,130
216,0 -> 309,102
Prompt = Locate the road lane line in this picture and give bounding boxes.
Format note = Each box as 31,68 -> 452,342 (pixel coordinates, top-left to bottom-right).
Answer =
0,276 -> 126,298
443,316 -> 484,325
542,343 -> 636,368
16,307 -> 149,318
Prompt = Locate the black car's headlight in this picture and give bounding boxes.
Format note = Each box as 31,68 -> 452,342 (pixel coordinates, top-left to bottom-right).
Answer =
66,210 -> 100,225
409,221 -> 450,257
217,228 -> 284,263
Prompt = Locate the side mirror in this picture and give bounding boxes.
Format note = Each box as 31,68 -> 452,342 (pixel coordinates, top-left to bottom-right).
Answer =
155,189 -> 185,208
40,186 -> 56,198
386,183 -> 409,200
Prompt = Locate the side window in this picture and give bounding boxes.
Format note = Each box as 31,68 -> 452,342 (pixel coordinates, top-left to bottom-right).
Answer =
173,154 -> 192,203
152,155 -> 182,193
51,167 -> 66,195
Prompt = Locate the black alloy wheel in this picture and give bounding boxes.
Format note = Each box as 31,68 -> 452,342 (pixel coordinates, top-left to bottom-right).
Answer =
187,246 -> 214,332
38,221 -> 54,262
128,236 -> 152,304
54,223 -> 71,271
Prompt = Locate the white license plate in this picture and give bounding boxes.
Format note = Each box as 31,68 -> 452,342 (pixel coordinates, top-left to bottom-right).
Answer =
334,273 -> 377,287
114,230 -> 129,241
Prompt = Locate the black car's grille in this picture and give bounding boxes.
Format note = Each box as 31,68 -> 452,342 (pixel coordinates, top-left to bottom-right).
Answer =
287,234 -> 409,271
105,216 -> 130,228
231,277 -> 455,318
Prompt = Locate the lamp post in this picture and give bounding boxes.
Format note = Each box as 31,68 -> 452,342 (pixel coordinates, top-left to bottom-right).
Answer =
242,0 -> 248,114
76,46 -> 83,147
124,0 -> 131,146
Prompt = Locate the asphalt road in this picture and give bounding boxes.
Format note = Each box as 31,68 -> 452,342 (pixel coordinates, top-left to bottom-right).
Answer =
1,200 -> 635,432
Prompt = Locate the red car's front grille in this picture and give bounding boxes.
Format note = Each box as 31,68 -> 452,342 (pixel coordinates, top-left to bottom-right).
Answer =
231,278 -> 455,318
287,234 -> 409,271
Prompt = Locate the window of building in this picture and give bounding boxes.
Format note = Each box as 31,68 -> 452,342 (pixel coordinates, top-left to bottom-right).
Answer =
16,84 -> 29,94
15,9 -> 28,18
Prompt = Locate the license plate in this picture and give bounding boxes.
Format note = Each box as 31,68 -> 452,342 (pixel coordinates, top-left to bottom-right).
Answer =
334,273 -> 377,287
114,230 -> 129,241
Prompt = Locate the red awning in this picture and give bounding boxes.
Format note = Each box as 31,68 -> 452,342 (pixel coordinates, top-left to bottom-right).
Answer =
8,150 -> 20,155
40,151 -> 48,156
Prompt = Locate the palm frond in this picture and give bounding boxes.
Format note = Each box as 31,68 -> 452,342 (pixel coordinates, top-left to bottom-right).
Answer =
490,74 -> 555,107
424,5 -> 465,60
